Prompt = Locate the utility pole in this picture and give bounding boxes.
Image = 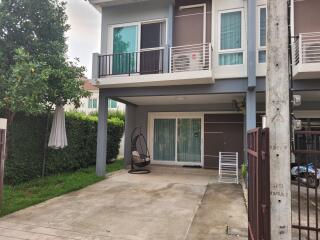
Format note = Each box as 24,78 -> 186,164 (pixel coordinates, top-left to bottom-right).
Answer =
266,0 -> 292,239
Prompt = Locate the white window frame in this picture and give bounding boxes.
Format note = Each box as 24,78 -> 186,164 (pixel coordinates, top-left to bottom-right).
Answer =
107,19 -> 168,75
107,18 -> 168,55
258,5 -> 267,64
218,8 -> 244,55
148,112 -> 204,167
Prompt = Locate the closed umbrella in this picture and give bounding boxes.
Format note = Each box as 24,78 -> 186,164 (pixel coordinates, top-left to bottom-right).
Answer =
48,105 -> 68,149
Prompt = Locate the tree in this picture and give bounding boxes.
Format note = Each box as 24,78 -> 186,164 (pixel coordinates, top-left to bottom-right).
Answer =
0,0 -> 90,124
0,48 -> 50,123
0,0 -> 90,182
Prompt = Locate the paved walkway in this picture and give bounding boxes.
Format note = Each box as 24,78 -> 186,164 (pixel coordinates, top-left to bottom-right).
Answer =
0,166 -> 247,240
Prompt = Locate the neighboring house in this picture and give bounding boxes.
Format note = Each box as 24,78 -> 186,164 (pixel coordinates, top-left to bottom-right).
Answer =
291,0 -> 320,129
65,80 -> 125,114
89,0 -> 320,173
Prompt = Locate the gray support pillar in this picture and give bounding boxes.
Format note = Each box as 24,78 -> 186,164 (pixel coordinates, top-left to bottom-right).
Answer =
164,0 -> 174,73
96,91 -> 108,176
246,0 -> 257,132
246,91 -> 256,130
124,104 -> 136,167
92,53 -> 99,80
245,0 -> 257,188
168,0 -> 174,47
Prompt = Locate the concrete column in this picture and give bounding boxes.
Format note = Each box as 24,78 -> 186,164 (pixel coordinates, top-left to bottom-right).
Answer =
266,0 -> 292,239
96,91 -> 108,176
124,104 -> 136,167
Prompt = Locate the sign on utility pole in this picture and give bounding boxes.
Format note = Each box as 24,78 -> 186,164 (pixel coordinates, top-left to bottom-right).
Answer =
266,1 -> 292,239
0,118 -> 7,207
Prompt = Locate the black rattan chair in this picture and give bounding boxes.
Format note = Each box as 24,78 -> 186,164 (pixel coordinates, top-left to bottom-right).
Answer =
128,127 -> 151,174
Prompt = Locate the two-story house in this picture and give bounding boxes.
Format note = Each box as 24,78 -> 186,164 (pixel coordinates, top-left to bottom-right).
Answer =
89,0 -> 320,175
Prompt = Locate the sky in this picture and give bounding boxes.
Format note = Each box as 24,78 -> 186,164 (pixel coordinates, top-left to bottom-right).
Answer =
65,0 -> 101,78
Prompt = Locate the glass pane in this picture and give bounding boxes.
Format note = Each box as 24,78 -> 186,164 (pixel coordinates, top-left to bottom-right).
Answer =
141,23 -> 161,49
219,52 -> 243,65
110,100 -> 117,108
153,119 -> 176,161
177,118 -> 201,163
113,25 -> 138,74
92,99 -> 97,108
220,11 -> 242,50
260,8 -> 266,47
259,50 -> 266,63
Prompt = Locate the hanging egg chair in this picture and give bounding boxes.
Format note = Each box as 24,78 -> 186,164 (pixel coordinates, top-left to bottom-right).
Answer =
128,127 -> 151,174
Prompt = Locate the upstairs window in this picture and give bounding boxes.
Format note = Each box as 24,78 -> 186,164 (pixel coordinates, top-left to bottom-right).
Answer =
259,7 -> 267,63
219,10 -> 243,65
110,21 -> 166,75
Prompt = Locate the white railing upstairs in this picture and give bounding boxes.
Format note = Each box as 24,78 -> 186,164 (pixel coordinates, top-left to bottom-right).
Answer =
170,43 -> 212,73
293,32 -> 320,66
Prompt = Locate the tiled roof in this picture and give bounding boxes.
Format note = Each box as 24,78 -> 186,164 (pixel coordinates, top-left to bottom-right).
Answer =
83,79 -> 98,91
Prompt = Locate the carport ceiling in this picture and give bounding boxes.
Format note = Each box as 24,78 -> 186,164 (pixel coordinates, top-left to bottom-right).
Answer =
120,94 -> 245,105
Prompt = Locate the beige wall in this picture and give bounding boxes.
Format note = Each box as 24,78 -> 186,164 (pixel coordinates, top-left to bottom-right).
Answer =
294,0 -> 320,35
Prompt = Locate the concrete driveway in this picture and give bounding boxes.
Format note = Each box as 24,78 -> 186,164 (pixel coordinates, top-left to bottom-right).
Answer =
0,166 -> 247,240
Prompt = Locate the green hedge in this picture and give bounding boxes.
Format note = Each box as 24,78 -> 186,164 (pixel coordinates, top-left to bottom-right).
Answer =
4,112 -> 124,185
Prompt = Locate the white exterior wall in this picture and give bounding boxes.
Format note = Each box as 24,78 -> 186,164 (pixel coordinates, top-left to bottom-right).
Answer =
212,0 -> 266,79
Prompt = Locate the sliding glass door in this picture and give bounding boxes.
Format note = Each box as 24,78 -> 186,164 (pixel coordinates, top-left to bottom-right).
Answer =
153,119 -> 176,161
177,119 -> 201,163
152,115 -> 202,165
112,25 -> 138,74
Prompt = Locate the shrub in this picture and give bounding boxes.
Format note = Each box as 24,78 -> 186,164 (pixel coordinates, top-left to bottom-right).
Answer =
89,109 -> 125,122
4,112 -> 124,185
108,110 -> 125,122
107,117 -> 125,162
241,162 -> 247,179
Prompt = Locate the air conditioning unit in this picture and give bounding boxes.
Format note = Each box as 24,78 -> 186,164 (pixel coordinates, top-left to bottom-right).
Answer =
172,52 -> 202,72
303,43 -> 320,63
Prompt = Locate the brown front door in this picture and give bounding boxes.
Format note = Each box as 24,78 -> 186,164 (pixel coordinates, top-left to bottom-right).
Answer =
203,114 -> 244,169
204,132 -> 224,168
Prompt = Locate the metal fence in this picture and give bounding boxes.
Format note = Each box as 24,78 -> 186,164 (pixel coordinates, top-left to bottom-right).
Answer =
292,131 -> 320,240
98,47 -> 165,77
247,128 -> 270,240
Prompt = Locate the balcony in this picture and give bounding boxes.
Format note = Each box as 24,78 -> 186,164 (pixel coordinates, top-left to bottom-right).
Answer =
293,32 -> 320,80
94,43 -> 213,88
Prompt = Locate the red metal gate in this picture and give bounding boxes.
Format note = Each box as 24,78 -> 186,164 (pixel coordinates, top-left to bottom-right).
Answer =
247,128 -> 270,240
292,131 -> 320,240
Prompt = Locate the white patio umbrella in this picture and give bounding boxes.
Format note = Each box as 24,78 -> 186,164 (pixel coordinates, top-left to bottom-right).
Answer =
48,105 -> 68,149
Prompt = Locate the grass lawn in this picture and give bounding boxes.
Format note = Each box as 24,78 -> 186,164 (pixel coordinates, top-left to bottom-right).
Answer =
0,159 -> 124,217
